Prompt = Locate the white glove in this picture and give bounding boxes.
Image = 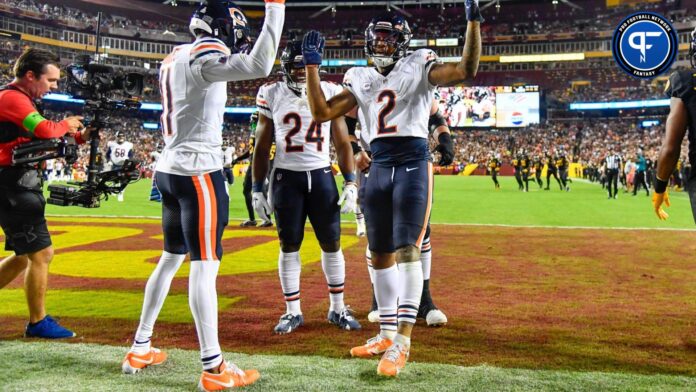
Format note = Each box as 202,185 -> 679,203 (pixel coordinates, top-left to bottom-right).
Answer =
252,192 -> 272,222
338,182 -> 358,214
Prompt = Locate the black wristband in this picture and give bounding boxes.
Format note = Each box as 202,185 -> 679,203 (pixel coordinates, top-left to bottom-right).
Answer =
654,178 -> 668,194
345,116 -> 358,136
438,131 -> 452,146
351,140 -> 363,155
252,181 -> 264,192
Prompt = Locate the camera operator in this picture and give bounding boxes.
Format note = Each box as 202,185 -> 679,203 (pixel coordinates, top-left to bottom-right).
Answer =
0,48 -> 90,339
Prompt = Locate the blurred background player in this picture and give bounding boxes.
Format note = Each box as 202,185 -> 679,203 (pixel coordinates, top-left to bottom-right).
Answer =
533,155 -> 543,189
234,112 -> 274,227
252,40 -> 361,335
520,150 -> 530,192
303,0 -> 481,376
545,151 -> 562,190
512,153 -> 522,191
556,151 -> 570,192
149,143 -> 162,202
222,137 -> 235,187
106,131 -> 134,201
653,26 -> 696,222
489,153 -> 501,190
121,1 -> 285,390
633,149 -> 649,197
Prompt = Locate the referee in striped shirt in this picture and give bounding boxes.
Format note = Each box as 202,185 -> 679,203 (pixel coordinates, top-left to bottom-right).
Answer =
605,146 -> 622,199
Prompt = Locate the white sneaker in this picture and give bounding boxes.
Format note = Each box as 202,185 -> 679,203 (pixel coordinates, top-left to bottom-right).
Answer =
367,310 -> 379,323
425,309 -> 448,327
356,218 -> 366,237
117,192 -> 124,202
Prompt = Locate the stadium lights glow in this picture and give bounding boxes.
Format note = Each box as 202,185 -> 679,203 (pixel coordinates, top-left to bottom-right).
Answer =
499,53 -> 585,63
42,93 -> 256,114
569,99 -> 670,110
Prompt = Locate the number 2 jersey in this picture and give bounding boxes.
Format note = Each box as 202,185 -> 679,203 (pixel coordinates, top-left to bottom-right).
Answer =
343,48 -> 439,165
256,81 -> 343,171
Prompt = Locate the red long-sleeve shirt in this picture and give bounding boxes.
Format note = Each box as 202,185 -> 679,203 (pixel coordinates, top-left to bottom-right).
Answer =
0,84 -> 79,166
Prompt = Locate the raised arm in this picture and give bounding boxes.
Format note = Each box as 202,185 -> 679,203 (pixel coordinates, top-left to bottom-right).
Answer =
201,1 -> 285,82
302,31 -> 358,122
427,1 -> 482,87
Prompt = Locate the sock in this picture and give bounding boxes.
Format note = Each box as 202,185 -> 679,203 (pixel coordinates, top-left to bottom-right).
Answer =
132,251 -> 186,354
374,264 -> 398,340
420,237 -> 432,281
189,260 -> 223,371
356,206 -> 364,224
279,250 -> 302,315
393,333 -> 411,348
366,245 -> 375,285
321,250 -> 345,313
397,261 -> 423,326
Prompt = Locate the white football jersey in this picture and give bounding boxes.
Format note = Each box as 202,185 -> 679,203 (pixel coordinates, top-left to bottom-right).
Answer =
223,147 -> 234,167
343,49 -> 439,145
107,141 -> 134,166
155,2 -> 284,176
256,81 -> 343,171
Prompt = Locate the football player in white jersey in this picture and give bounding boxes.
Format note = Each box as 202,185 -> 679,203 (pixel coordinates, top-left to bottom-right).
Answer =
107,131 -> 134,201
121,1 -> 285,390
350,98 -> 450,328
252,41 -> 361,335
303,2 -> 481,377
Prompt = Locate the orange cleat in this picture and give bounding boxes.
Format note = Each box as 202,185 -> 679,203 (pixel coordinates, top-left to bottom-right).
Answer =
198,361 -> 260,391
122,347 -> 167,374
349,334 -> 393,358
377,343 -> 409,377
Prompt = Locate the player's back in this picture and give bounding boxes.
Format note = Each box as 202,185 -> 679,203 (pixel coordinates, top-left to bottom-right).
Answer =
156,38 -> 230,176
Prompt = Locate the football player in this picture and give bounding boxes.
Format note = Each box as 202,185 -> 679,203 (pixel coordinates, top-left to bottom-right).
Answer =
222,137 -> 235,186
121,1 -> 284,390
106,131 -> 134,201
234,112 -> 274,227
654,27 -> 696,220
489,153 -> 501,189
252,40 -> 361,335
303,1 -> 481,376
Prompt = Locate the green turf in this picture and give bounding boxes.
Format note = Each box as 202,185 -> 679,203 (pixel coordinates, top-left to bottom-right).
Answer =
0,341 -> 694,392
45,176 -> 695,229
0,289 -> 240,323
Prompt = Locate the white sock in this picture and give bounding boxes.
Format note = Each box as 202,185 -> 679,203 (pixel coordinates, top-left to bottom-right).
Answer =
189,259 -> 223,371
366,245 -> 374,285
374,264 -> 398,340
132,251 -> 186,354
279,250 -> 302,315
397,261 -> 423,326
321,250 -> 345,313
420,236 -> 432,281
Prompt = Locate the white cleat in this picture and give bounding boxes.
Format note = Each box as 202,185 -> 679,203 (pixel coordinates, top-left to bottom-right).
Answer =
367,310 -> 379,323
425,309 -> 448,327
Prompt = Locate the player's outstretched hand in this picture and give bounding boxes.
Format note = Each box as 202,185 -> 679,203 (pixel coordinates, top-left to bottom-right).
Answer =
302,30 -> 324,66
652,191 -> 670,220
338,182 -> 358,214
252,192 -> 272,222
465,0 -> 485,22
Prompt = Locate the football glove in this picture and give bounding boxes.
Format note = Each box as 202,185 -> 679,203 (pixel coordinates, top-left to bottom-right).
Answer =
338,182 -> 358,214
652,190 -> 670,220
465,0 -> 485,23
252,191 -> 272,222
302,30 -> 325,66
435,132 -> 455,166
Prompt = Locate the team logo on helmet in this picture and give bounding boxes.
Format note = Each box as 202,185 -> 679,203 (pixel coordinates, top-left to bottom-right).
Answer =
612,12 -> 678,79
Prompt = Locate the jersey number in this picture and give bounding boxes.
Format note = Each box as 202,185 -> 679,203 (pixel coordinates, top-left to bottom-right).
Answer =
283,113 -> 324,153
377,90 -> 397,134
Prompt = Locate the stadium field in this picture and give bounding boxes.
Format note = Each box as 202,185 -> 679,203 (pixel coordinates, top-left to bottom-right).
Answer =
45,176 -> 696,229
1,175 -> 695,390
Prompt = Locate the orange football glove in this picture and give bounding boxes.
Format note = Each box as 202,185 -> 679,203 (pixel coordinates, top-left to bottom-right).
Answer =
652,191 -> 670,220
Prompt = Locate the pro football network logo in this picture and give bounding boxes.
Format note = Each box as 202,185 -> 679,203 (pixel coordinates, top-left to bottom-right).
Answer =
612,12 -> 678,79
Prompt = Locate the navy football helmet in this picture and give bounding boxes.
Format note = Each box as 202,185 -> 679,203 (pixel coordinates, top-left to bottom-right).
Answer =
690,26 -> 696,68
364,13 -> 412,69
189,0 -> 251,54
280,40 -> 308,92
